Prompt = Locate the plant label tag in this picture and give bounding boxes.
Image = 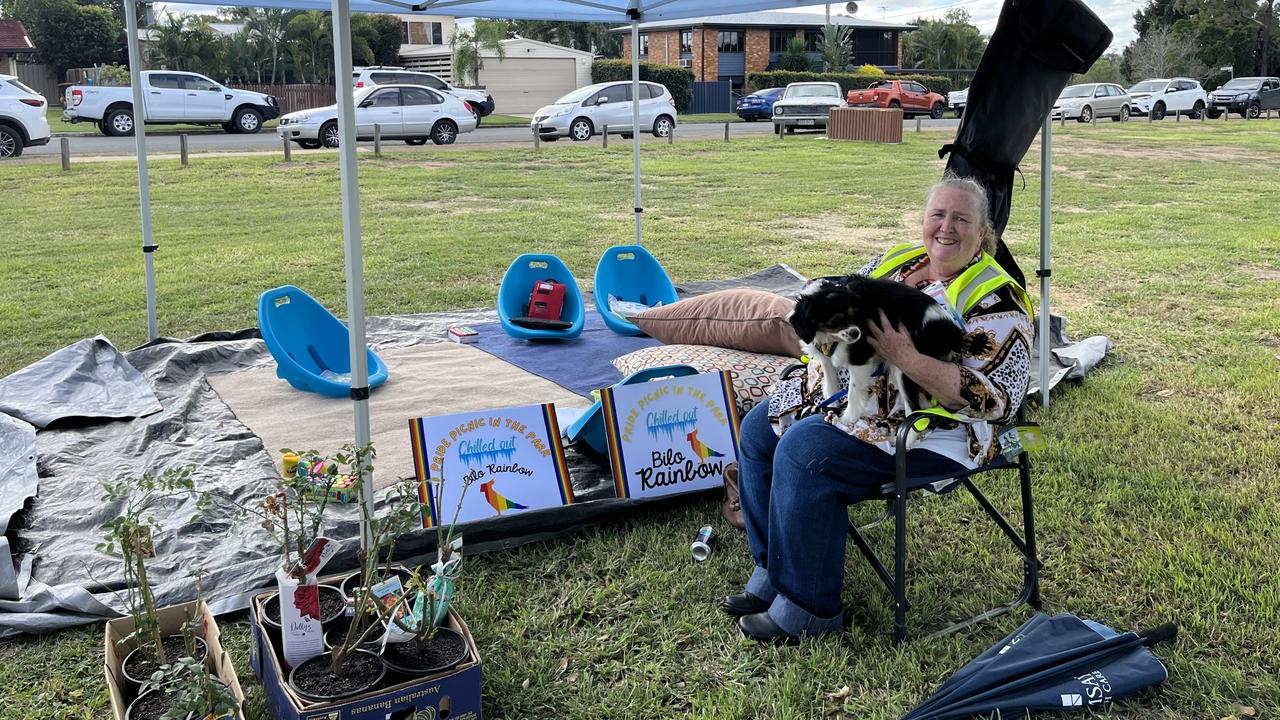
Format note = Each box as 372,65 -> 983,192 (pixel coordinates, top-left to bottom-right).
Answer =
300,536 -> 340,575
276,568 -> 324,668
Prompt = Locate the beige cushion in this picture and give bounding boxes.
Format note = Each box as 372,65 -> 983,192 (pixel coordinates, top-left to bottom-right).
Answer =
612,345 -> 797,417
632,289 -> 801,358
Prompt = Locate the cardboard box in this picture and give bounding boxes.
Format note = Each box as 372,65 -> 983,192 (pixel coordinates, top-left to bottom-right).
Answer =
249,577 -> 482,720
104,600 -> 247,720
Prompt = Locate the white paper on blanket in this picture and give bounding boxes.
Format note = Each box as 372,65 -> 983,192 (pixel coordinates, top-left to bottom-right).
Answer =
319,369 -> 352,384
409,403 -> 575,528
602,370 -> 741,500
276,568 -> 324,668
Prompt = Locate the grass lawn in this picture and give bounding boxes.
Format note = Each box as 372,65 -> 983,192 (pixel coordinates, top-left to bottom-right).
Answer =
681,112 -> 745,123
481,113 -> 534,126
1,122 -> 1278,719
47,108 -> 280,135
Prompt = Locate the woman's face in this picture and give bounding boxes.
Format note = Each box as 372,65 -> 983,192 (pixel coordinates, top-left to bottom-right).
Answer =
922,187 -> 985,275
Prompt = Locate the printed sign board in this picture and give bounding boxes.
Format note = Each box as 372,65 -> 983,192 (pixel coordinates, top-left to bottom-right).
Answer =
409,403 -> 573,528
600,371 -> 740,500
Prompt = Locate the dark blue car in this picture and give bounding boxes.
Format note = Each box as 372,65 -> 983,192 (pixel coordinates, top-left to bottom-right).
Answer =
735,87 -> 784,121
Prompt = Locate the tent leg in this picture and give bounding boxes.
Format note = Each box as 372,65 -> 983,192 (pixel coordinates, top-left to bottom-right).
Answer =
124,0 -> 157,342
330,0 -> 374,548
1038,115 -> 1052,407
630,15 -> 642,246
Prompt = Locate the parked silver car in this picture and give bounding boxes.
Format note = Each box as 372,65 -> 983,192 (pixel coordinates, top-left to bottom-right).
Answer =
1051,83 -> 1131,123
278,84 -> 477,148
531,81 -> 677,142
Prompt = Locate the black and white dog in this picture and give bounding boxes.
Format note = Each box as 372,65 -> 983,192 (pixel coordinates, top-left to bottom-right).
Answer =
789,275 -> 964,427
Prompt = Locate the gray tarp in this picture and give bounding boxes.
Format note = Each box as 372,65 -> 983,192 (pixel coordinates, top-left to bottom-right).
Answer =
0,266 -> 1109,636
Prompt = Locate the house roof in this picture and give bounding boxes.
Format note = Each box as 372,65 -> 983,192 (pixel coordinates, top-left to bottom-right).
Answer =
400,36 -> 594,60
0,19 -> 37,53
609,11 -> 915,34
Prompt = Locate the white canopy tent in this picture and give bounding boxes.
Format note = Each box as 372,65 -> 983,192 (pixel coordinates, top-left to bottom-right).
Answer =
118,0 -> 1056,536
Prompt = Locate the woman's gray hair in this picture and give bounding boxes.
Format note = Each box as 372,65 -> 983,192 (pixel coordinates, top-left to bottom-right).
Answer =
924,175 -> 997,255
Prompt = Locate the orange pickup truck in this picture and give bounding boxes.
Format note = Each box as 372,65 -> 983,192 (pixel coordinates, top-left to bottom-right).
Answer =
846,80 -> 948,119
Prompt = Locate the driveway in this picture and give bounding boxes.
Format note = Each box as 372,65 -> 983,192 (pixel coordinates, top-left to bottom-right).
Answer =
25,118 -> 961,157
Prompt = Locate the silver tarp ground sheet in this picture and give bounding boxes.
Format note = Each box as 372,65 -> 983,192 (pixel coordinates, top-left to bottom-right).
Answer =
0,266 -> 1106,636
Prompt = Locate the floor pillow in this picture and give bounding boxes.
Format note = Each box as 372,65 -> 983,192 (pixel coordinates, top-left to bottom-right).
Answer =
612,344 -> 797,416
631,289 -> 801,358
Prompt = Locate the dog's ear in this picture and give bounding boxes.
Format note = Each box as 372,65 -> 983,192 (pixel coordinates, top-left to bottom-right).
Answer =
788,302 -> 818,343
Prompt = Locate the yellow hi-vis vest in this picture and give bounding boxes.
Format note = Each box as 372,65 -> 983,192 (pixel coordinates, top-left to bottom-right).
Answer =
867,243 -> 1035,322
865,243 -> 1035,430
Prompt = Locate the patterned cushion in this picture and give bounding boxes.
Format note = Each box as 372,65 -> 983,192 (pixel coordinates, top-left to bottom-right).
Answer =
611,345 -> 797,416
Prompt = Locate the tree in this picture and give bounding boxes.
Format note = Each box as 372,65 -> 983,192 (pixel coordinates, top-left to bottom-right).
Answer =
451,19 -> 507,86
241,9 -> 295,84
509,20 -> 620,57
819,23 -> 852,72
1127,25 -> 1207,79
1075,52 -> 1125,84
147,13 -> 220,72
287,11 -> 333,84
13,0 -> 122,78
903,9 -> 986,69
778,37 -> 812,71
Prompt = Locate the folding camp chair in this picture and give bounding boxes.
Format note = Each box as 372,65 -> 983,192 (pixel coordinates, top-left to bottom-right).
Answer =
848,407 -> 1042,644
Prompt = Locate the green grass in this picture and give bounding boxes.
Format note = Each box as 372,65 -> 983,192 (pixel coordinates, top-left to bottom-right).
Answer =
47,108 -> 280,135
1,121 -> 1279,719
680,112 -> 745,123
481,113 -> 534,126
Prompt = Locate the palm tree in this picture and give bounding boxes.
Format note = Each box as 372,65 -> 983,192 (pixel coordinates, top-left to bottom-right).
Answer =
451,19 -> 507,86
819,23 -> 852,72
246,9 -> 293,84
287,11 -> 333,84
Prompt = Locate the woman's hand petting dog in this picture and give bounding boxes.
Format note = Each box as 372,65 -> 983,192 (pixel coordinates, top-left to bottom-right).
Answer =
867,310 -> 921,373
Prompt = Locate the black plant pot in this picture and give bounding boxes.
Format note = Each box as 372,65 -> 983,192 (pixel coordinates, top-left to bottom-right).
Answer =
121,635 -> 208,699
379,626 -> 468,681
261,584 -> 348,630
339,565 -> 416,600
125,681 -> 233,720
287,649 -> 386,702
323,617 -> 383,652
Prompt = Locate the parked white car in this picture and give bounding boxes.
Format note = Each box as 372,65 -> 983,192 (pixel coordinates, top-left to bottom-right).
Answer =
0,74 -> 50,158
62,70 -> 279,136
948,87 -> 968,117
352,66 -> 495,118
772,81 -> 846,133
278,84 -> 477,148
1127,78 -> 1207,120
531,81 -> 677,142
1051,83 -> 1131,123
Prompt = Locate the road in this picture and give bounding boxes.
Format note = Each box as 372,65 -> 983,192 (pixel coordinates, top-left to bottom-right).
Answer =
25,118 -> 963,158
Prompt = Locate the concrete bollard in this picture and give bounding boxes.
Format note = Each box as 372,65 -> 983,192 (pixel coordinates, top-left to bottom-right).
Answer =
1091,110 -> 1096,126
180,134 -> 189,166
1060,113 -> 1066,128
724,122 -> 730,141
60,137 -> 70,171
915,117 -> 922,133
282,134 -> 292,162
374,123 -> 382,157
603,125 -> 608,148
668,125 -> 674,144
534,123 -> 541,151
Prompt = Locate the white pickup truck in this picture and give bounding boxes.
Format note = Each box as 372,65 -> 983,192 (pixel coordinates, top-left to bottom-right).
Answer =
63,70 -> 279,136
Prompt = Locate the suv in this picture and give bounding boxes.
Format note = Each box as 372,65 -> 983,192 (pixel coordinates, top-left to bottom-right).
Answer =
0,74 -> 50,158
352,66 -> 494,118
1127,78 -> 1207,119
530,81 -> 677,141
772,81 -> 846,133
1206,76 -> 1280,119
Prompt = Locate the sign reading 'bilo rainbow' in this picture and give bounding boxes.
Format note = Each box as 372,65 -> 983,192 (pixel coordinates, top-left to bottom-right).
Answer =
409,403 -> 574,528
601,371 -> 740,500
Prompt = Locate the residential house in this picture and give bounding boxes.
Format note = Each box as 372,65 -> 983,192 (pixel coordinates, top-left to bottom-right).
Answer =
400,37 -> 593,114
0,19 -> 36,76
613,11 -> 914,96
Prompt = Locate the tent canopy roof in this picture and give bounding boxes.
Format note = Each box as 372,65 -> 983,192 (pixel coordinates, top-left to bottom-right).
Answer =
173,0 -> 820,22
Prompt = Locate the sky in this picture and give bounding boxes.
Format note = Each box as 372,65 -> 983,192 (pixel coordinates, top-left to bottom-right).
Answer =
152,1 -> 1142,54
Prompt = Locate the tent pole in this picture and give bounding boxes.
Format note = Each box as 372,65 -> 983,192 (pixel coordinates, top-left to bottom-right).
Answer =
330,0 -> 374,548
630,13 -> 642,246
124,0 -> 157,342
1038,115 -> 1051,407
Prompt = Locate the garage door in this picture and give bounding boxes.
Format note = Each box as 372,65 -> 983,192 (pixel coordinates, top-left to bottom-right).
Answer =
480,58 -> 579,115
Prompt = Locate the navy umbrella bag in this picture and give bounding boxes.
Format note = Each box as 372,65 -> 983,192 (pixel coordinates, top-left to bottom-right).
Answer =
904,613 -> 1173,719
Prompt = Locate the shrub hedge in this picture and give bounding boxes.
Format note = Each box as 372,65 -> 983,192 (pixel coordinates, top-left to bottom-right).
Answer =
592,60 -> 694,112
746,70 -> 953,96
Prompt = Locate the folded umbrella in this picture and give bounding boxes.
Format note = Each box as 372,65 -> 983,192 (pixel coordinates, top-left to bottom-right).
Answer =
903,613 -> 1175,720
941,0 -> 1113,287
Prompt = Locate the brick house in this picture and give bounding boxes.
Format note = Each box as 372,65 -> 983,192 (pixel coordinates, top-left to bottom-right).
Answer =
612,11 -> 914,96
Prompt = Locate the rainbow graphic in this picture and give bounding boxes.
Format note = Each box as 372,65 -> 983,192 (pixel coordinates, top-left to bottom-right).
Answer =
686,429 -> 727,461
481,479 -> 529,515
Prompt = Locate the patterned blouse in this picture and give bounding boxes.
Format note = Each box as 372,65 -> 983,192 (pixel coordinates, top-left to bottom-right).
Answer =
771,250 -> 1034,468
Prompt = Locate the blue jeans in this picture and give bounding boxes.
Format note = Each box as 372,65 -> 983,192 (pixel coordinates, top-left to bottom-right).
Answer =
737,402 -> 964,637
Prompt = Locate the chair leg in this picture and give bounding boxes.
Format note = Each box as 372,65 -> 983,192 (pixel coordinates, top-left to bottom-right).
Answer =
1020,452 -> 1042,609
894,482 -> 909,644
